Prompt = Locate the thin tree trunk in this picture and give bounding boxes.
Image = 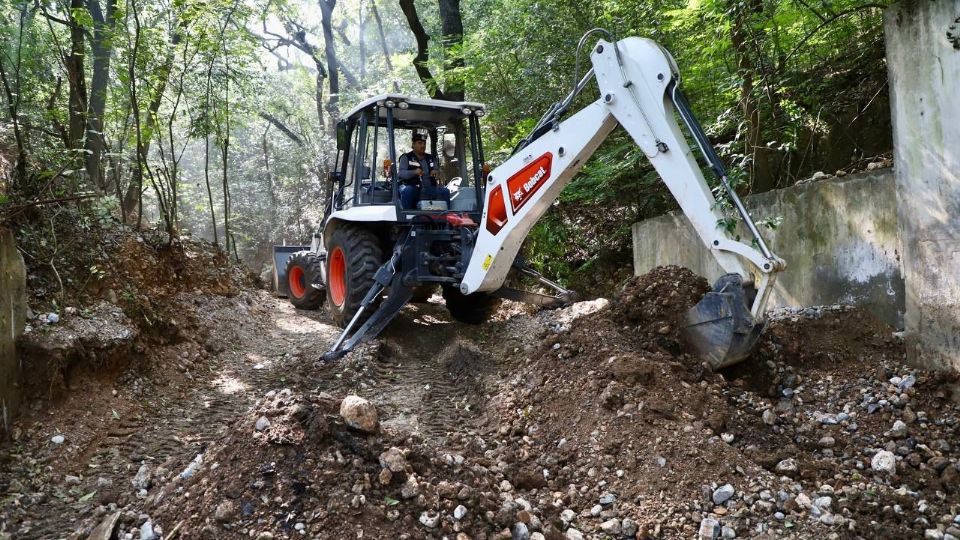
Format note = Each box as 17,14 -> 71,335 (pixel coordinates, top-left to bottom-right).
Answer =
121,35 -> 177,220
729,0 -> 761,185
369,0 -> 399,92
204,61 -> 218,246
66,0 -> 88,151
318,0 -> 343,127
84,0 -> 117,192
358,0 -> 366,80
0,56 -> 27,180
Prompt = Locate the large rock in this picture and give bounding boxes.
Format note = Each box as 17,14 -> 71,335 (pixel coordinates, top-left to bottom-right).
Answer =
379,447 -> 408,473
872,450 -> 897,474
340,395 -> 378,433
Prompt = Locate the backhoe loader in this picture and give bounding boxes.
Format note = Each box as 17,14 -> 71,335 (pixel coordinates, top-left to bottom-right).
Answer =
274,31 -> 785,367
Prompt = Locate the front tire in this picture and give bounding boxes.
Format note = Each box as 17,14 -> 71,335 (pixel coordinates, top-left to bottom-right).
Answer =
442,285 -> 497,324
285,251 -> 325,310
326,225 -> 384,327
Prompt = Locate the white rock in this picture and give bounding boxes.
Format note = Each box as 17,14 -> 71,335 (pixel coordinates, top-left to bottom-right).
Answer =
132,464 -> 151,490
889,420 -> 908,438
600,519 -> 621,534
926,530 -> 944,540
565,529 -> 584,540
51,435 -> 65,445
762,409 -> 777,425
721,433 -> 735,444
713,484 -> 735,505
140,520 -> 158,540
721,526 -> 737,539
454,505 -> 467,520
560,509 -> 576,524
339,395 -> 378,433
418,511 -> 439,528
872,450 -> 897,474
699,517 -> 721,540
775,458 -> 798,475
590,504 -> 602,516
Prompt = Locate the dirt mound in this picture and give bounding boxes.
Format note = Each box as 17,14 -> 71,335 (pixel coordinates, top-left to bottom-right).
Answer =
608,265 -> 709,355
7,265 -> 960,540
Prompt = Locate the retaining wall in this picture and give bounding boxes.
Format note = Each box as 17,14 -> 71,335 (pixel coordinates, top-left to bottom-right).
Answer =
631,169 -> 905,328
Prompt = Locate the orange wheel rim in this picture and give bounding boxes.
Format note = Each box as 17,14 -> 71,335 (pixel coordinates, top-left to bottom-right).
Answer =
289,265 -> 306,298
329,247 -> 347,306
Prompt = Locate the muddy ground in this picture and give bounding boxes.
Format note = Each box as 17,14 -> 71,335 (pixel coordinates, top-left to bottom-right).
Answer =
3,259 -> 960,540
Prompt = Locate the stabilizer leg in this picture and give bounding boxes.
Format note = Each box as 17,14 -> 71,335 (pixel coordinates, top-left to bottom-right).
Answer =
323,232 -> 413,362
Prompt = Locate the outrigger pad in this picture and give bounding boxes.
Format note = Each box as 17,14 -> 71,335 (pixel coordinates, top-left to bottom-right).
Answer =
683,273 -> 764,370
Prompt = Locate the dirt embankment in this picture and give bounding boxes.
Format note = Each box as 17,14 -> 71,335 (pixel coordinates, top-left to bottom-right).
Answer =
4,264 -> 960,540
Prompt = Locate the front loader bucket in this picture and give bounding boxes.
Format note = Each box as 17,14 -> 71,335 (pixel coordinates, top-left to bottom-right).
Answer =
683,273 -> 764,369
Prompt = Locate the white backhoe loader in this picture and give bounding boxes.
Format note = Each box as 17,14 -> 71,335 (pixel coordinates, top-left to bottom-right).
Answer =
274,31 -> 785,367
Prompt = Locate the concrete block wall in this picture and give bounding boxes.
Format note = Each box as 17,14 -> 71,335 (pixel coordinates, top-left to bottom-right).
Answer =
0,227 -> 26,435
886,0 -> 960,370
631,169 -> 905,328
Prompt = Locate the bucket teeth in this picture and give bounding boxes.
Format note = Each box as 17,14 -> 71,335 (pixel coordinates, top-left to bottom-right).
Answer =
683,274 -> 764,369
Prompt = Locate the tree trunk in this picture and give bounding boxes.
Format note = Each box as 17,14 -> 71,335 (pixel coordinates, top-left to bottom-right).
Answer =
729,0 -> 761,185
0,56 -> 27,180
358,0 -> 366,80
66,0 -> 88,151
121,40 -> 177,220
369,0 -> 398,91
84,0 -> 117,192
398,0 -> 443,99
318,0 -> 342,127
438,0 -> 464,101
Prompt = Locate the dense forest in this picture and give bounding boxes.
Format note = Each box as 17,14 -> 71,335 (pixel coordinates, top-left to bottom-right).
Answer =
0,0 -> 891,288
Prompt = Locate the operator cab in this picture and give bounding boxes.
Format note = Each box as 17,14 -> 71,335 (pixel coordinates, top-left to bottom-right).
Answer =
330,94 -> 488,221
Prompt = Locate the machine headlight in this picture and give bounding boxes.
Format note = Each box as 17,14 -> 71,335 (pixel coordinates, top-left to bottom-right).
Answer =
397,101 -> 409,109
474,109 -> 485,117
385,100 -> 396,108
461,107 -> 472,115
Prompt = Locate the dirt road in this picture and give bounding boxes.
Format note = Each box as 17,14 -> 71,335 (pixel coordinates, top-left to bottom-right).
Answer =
3,266 -> 960,540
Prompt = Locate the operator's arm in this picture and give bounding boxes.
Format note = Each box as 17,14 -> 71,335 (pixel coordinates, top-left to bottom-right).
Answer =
397,154 -> 416,181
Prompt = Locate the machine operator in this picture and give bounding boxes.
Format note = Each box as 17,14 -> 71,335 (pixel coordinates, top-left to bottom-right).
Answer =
398,133 -> 451,210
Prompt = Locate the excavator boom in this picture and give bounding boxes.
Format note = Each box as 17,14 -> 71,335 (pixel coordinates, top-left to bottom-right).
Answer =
460,36 -> 785,368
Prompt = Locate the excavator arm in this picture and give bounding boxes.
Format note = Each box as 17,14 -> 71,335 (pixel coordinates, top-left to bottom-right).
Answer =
461,36 -> 785,368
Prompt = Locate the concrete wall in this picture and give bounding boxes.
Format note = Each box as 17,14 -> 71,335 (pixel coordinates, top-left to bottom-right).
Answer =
632,169 -> 905,328
885,0 -> 960,370
0,227 -> 26,435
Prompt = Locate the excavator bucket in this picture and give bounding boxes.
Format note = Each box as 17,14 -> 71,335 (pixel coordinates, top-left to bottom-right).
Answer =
683,274 -> 764,370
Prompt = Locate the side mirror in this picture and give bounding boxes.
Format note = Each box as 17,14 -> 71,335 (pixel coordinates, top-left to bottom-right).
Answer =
327,171 -> 343,185
336,120 -> 348,151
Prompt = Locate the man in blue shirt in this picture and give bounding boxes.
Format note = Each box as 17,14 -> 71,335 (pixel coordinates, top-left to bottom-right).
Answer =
397,133 -> 451,209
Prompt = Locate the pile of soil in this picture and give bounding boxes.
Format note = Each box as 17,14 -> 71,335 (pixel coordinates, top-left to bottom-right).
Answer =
16,230 -> 256,400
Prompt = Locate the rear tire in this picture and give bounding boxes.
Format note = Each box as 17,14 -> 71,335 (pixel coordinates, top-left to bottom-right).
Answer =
326,225 -> 384,327
285,251 -> 325,310
442,285 -> 497,324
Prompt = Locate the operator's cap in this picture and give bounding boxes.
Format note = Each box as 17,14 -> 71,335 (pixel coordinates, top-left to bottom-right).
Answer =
412,133 -> 427,143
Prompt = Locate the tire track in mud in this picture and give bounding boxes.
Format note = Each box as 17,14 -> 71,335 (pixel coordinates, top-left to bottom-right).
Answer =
357,304 -> 497,443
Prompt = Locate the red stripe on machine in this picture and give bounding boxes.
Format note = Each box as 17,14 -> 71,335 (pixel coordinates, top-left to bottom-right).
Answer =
485,184 -> 508,235
506,152 -> 553,213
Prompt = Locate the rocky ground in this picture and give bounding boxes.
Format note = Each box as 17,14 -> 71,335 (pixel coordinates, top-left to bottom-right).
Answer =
2,261 -> 960,540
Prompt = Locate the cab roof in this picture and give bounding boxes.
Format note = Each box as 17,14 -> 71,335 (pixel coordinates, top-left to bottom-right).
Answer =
343,94 -> 487,127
